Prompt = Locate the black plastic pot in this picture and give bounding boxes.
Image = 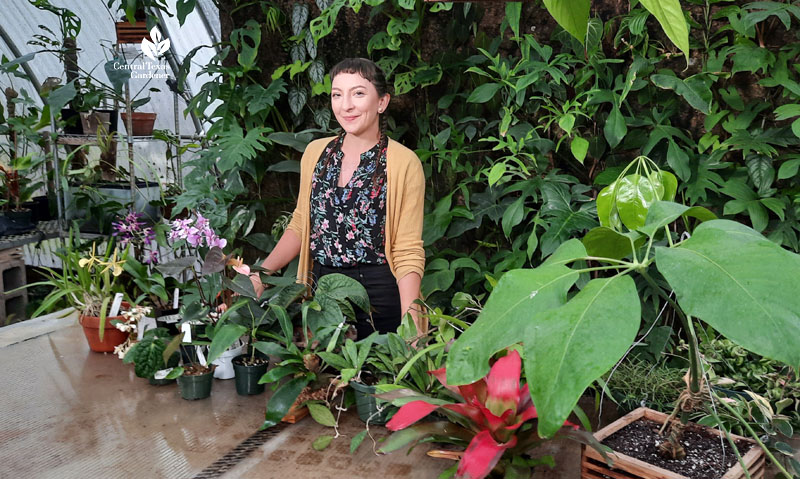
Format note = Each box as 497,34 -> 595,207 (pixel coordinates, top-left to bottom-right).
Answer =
148,352 -> 180,386
350,381 -> 392,425
233,354 -> 269,395
61,108 -> 82,134
22,196 -> 52,223
6,208 -> 33,227
177,368 -> 214,400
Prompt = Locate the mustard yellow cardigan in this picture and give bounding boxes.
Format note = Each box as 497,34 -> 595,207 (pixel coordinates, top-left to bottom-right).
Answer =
286,136 -> 426,285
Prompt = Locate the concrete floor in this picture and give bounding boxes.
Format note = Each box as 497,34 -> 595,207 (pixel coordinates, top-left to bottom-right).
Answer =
5,316 -> 789,479
0,318 -> 582,478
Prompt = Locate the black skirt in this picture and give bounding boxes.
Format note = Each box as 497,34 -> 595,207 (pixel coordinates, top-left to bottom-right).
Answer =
311,262 -> 401,339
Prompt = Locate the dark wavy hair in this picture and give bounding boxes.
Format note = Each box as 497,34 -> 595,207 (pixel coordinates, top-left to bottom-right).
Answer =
329,57 -> 389,97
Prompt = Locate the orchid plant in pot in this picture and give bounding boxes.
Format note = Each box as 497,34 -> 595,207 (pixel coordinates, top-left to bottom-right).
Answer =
29,232 -> 129,352
154,213 -> 247,394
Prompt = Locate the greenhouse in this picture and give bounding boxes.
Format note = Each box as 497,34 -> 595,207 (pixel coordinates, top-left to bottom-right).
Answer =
1,0 -> 800,478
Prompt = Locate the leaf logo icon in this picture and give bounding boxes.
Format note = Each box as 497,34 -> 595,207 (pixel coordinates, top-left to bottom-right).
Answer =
141,26 -> 170,61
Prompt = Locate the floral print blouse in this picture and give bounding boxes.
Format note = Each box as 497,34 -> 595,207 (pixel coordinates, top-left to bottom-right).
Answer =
309,134 -> 388,267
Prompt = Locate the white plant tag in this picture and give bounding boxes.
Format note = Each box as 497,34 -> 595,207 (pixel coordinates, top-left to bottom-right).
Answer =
196,346 -> 207,367
154,368 -> 171,380
173,288 -> 180,310
108,293 -> 124,317
137,316 -> 157,340
181,322 -> 192,343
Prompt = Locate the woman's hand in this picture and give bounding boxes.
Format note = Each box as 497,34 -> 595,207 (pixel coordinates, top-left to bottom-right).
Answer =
250,273 -> 266,298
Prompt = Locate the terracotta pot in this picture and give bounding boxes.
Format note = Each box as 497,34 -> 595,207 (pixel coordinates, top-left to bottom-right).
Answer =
79,313 -> 129,353
120,112 -> 157,136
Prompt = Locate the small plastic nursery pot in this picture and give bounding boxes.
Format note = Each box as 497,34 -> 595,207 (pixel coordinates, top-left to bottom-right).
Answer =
79,311 -> 129,353
212,343 -> 246,380
148,352 -> 180,386
232,355 -> 269,396
350,381 -> 392,425
177,366 -> 215,400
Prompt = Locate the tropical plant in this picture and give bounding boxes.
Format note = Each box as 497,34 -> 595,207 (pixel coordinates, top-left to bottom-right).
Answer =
122,325 -> 180,379
380,349 -> 582,479
27,232 -> 127,339
447,156 -> 800,476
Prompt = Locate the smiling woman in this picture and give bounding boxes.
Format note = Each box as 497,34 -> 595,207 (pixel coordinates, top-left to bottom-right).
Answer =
252,58 -> 427,338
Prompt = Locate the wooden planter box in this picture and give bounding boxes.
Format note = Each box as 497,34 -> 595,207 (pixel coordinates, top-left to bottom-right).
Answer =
115,21 -> 151,44
581,407 -> 765,479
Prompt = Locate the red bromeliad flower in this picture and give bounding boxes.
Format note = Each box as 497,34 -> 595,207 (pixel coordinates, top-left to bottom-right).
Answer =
384,350 -> 576,479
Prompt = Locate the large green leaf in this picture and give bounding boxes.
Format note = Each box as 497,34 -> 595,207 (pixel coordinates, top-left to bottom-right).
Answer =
597,171 -> 677,232
637,201 -> 717,238
651,74 -> 711,114
582,227 -> 643,260
262,376 -> 312,429
542,0 -> 590,44
446,265 -> 578,385
525,275 -> 640,438
603,106 -> 627,149
638,0 -> 690,61
656,220 -> 800,369
47,82 -> 77,112
316,273 -> 370,314
467,83 -> 502,103
207,323 -> 247,363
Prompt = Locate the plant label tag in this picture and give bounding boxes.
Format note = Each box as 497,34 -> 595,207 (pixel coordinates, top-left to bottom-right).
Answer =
137,316 -> 157,340
173,288 -> 180,310
154,368 -> 171,380
196,346 -> 207,367
181,322 -> 192,343
109,293 -> 124,317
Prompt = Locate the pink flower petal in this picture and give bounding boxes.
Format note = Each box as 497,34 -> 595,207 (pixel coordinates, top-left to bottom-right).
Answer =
485,350 -> 521,418
455,430 -> 517,479
233,264 -> 250,275
385,400 -> 439,431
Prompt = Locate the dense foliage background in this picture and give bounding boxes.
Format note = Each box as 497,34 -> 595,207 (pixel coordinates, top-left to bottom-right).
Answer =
170,0 -> 800,315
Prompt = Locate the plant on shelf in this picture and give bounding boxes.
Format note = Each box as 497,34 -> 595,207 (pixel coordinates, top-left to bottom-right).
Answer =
380,349 -> 587,479
27,232 -> 129,352
447,156 -> 800,478
0,154 -> 43,224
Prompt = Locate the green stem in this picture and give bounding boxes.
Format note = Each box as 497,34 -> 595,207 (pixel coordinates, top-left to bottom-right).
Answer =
715,394 -> 792,478
640,270 -> 700,393
704,403 -> 751,479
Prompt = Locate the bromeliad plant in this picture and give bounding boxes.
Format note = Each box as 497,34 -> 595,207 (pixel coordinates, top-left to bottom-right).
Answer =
379,350 -> 580,479
447,156 -> 800,476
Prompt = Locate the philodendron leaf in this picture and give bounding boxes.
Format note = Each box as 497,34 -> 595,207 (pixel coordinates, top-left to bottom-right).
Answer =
656,220 -> 800,369
637,201 -> 717,238
542,0 -> 590,44
597,171 -> 677,232
525,275 -> 640,438
446,264 -> 578,386
582,227 -> 644,260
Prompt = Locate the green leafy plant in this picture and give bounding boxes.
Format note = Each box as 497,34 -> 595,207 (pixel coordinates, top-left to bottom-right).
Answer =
123,326 -> 180,379
447,156 -> 800,476
26,232 -> 128,339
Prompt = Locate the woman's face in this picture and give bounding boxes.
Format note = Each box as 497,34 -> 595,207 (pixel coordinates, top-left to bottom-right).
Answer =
331,72 -> 389,140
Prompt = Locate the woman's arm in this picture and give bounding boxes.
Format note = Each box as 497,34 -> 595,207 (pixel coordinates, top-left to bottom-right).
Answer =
398,271 -> 424,333
249,229 -> 301,296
